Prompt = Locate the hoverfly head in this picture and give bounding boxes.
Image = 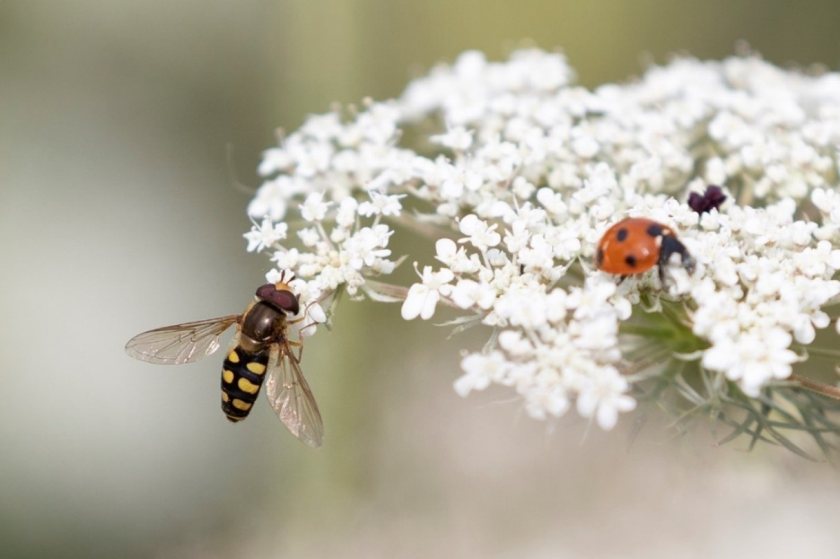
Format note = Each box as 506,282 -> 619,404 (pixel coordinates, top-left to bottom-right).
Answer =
256,277 -> 300,316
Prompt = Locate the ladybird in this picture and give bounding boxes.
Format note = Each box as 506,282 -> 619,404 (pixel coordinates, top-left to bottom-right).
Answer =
596,217 -> 693,283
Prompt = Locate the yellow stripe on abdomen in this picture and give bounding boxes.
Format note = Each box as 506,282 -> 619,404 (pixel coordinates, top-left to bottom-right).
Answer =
221,346 -> 269,422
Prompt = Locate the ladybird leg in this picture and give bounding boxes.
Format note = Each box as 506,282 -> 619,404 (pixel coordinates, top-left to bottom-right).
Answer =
618,275 -> 628,285
682,248 -> 695,274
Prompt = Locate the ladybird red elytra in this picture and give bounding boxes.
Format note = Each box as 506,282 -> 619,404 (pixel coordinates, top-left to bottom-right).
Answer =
596,217 -> 693,283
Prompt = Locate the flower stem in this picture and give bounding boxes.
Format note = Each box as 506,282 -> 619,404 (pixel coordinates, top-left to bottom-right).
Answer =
790,373 -> 840,401
364,279 -> 461,309
386,213 -> 456,240
363,279 -> 410,301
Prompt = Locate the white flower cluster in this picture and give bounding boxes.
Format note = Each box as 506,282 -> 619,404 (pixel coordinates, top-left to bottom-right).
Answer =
690,198 -> 840,396
245,104 -> 407,311
399,164 -> 644,428
248,49 -> 840,432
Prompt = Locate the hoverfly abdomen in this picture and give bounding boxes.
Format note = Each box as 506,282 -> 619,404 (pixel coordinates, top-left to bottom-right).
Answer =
221,346 -> 270,422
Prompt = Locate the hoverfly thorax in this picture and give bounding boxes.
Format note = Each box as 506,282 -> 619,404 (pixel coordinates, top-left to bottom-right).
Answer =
240,304 -> 283,346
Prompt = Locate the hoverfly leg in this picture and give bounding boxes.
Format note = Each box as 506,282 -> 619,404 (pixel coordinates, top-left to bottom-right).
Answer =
285,339 -> 304,361
297,321 -> 319,335
287,300 -> 319,326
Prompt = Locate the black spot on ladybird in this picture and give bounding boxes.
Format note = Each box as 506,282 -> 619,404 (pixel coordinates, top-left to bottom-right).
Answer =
646,224 -> 663,237
624,255 -> 637,268
616,228 -> 628,242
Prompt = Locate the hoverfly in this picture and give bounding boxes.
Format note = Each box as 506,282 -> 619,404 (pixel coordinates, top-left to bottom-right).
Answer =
125,272 -> 323,447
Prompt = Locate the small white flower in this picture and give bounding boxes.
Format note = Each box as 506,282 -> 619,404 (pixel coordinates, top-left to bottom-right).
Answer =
497,330 -> 532,355
401,266 -> 454,320
257,147 -> 293,177
435,237 -> 482,274
572,135 -> 600,158
434,238 -> 458,264
300,192 -> 329,222
575,367 -> 636,430
297,227 -> 320,247
454,351 -> 507,397
511,177 -> 536,199
517,235 -> 554,272
248,176 -> 295,221
244,219 -> 287,252
524,384 -> 570,420
459,214 -> 501,250
306,303 -> 327,324
503,221 -> 530,254
343,226 -> 393,270
536,187 -> 568,216
335,197 -> 359,228
451,279 -> 496,310
358,191 -> 404,217
430,126 -> 473,151
702,328 -> 798,397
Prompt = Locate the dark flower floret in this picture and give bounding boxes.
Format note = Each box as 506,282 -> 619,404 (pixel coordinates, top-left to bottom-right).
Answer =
688,185 -> 727,214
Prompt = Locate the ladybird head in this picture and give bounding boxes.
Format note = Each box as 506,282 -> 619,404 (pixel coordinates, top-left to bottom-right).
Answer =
658,234 -> 694,282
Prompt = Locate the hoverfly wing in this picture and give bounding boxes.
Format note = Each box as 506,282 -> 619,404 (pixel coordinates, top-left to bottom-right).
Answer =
265,343 -> 324,447
125,315 -> 240,365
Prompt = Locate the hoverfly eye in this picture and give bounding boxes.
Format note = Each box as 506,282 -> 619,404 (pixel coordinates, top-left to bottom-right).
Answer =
256,283 -> 299,314
256,284 -> 276,300
273,290 -> 300,315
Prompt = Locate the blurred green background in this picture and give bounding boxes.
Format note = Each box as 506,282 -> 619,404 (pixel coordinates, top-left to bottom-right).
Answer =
3,2 -> 840,558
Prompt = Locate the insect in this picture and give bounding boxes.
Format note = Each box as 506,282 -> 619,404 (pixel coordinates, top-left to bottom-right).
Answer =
125,272 -> 323,447
596,217 -> 694,283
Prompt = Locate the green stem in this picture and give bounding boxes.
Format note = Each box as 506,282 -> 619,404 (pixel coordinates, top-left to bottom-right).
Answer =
620,325 -> 676,338
791,373 -> 840,402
